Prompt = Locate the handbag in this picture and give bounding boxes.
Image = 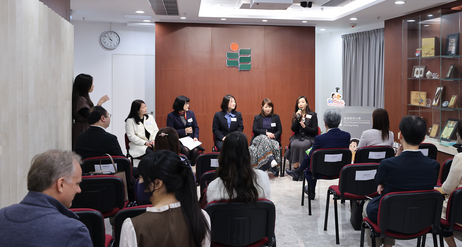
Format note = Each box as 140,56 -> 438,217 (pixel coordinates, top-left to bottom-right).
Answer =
91,153 -> 128,201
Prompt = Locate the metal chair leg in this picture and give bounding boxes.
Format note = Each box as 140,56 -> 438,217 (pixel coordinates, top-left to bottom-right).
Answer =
301,178 -> 305,206
334,195 -> 340,244
432,232 -> 438,247
281,157 -> 286,177
308,180 -> 312,215
324,189 -> 330,231
421,234 -> 426,247
360,222 -> 365,247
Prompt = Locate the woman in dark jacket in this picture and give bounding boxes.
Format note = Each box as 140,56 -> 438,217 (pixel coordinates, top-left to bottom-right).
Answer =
212,94 -> 244,151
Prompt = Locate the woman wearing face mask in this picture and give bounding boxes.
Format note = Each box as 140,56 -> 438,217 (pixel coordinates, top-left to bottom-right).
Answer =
249,98 -> 282,176
284,96 -> 318,171
120,150 -> 210,247
167,95 -> 202,166
212,94 -> 244,151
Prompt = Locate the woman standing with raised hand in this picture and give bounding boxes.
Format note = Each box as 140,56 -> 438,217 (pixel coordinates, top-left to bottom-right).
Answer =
72,73 -> 109,150
212,94 -> 244,151
284,96 -> 318,170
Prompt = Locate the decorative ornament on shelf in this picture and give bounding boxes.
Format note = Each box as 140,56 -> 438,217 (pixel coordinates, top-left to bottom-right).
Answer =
432,73 -> 439,79
426,98 -> 432,107
442,101 -> 449,108
426,70 -> 432,79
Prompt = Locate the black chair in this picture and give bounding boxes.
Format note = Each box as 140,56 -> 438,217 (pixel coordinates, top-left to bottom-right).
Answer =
419,143 -> 438,160
204,199 -> 276,247
113,205 -> 150,247
360,190 -> 444,247
324,163 -> 380,244
439,187 -> 462,246
70,208 -> 114,247
71,175 -> 128,218
354,146 -> 394,163
124,133 -> 144,164
437,158 -> 453,187
82,155 -> 134,201
301,148 -> 352,216
196,152 -> 220,183
200,170 -> 216,194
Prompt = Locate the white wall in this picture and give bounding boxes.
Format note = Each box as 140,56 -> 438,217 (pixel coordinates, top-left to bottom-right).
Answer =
315,22 -> 385,132
73,21 -> 156,151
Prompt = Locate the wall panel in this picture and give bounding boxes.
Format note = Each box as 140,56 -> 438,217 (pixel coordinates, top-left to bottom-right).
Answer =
156,23 -> 315,151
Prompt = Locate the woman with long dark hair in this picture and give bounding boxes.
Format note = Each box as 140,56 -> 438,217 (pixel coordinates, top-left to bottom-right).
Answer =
249,98 -> 282,176
167,95 -> 202,166
212,94 -> 244,151
125,99 -> 159,158
207,131 -> 270,203
284,96 -> 318,170
120,150 -> 210,247
72,73 -> 109,149
358,108 -> 394,148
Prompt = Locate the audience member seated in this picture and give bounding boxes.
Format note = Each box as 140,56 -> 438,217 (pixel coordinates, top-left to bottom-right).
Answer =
284,96 -> 318,169
207,131 -> 271,204
167,95 -> 203,166
286,108 -> 350,200
441,122 -> 462,247
125,99 -> 159,158
0,150 -> 92,246
75,106 -> 124,160
358,108 -> 394,148
212,94 -> 244,151
249,98 -> 282,176
119,150 -> 210,247
363,115 -> 439,247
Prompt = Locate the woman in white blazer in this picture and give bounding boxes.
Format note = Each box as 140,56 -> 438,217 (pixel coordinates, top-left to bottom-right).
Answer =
125,100 -> 159,158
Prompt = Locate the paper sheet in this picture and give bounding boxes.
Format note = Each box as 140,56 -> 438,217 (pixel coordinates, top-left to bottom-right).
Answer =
179,136 -> 202,150
355,169 -> 377,181
94,163 -> 117,174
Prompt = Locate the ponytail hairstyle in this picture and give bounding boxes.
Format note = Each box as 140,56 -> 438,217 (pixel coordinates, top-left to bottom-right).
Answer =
138,150 -> 209,247
216,131 -> 260,203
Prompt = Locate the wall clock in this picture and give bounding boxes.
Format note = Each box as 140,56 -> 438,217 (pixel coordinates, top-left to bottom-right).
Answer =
100,31 -> 120,50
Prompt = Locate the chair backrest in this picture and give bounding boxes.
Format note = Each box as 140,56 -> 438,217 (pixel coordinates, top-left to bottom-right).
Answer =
200,170 -> 216,193
377,190 -> 443,236
339,163 -> 380,198
82,156 -> 133,187
113,205 -> 150,247
418,143 -> 438,160
124,133 -> 130,151
196,152 -> 220,181
71,208 -> 110,247
311,148 -> 352,177
71,175 -> 126,215
439,159 -> 453,186
204,199 -> 276,246
445,187 -> 462,230
354,146 -> 394,164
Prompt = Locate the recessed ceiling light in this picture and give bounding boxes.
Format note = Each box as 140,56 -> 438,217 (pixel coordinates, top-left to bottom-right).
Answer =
320,28 -> 326,31
350,17 -> 358,21
181,17 -> 186,19
424,24 -> 430,27
135,10 -> 145,14
262,20 -> 268,22
214,4 -> 223,7
221,18 -> 226,21
143,20 -> 151,22
428,14 -> 433,17
302,21 -> 307,23
407,19 -> 415,22
394,1 -> 405,4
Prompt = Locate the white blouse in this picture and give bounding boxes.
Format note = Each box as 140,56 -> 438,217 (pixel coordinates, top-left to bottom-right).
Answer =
357,129 -> 394,148
119,202 -> 211,247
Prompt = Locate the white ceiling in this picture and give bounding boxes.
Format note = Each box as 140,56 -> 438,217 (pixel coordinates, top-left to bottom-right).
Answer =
70,0 -> 456,32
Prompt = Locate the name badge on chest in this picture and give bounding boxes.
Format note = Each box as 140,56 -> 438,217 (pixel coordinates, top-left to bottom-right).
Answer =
271,123 -> 276,127
306,114 -> 312,119
146,121 -> 153,126
231,118 -> 237,122
187,118 -> 193,123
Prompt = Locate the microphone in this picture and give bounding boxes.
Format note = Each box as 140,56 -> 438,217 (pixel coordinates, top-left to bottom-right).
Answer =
296,108 -> 302,119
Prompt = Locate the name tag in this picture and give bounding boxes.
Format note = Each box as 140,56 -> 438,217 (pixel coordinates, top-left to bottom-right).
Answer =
231,118 -> 237,122
306,114 -> 312,119
271,123 -> 276,127
146,121 -> 153,126
187,118 -> 193,123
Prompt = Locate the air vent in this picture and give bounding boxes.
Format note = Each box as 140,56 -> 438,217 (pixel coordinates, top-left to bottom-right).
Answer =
148,0 -> 179,15
321,0 -> 355,7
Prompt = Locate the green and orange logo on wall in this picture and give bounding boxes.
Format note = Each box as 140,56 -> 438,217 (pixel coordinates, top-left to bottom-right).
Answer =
226,43 -> 251,71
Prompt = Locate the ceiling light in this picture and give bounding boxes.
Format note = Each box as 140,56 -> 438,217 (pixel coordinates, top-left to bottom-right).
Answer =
181,16 -> 186,19
350,17 -> 358,21
221,18 -> 226,20
143,20 -> 151,22
424,24 -> 430,27
320,28 -> 326,31
214,4 -> 223,7
135,10 -> 145,14
394,1 -> 405,4
302,21 -> 307,23
428,14 -> 433,17
407,19 -> 415,22
262,20 -> 268,22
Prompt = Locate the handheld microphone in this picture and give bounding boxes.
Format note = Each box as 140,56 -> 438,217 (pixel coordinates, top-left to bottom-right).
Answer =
296,108 -> 302,118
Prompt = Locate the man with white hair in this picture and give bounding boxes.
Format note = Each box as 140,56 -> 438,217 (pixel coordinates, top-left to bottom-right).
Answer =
286,108 -> 350,199
0,149 -> 92,246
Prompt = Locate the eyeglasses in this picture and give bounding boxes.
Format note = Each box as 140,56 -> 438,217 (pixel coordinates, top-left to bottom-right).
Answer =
107,113 -> 112,118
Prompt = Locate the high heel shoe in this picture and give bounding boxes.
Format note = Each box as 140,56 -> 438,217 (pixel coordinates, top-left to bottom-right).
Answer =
268,167 -> 279,177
